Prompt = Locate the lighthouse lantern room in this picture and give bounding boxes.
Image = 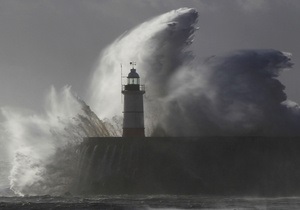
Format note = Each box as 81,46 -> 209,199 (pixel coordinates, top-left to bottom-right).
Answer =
122,62 -> 145,137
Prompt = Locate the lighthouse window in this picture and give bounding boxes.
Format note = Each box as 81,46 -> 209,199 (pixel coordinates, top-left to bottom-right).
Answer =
128,78 -> 140,85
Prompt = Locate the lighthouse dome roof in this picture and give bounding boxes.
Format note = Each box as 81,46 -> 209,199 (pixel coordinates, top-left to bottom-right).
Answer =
127,68 -> 140,78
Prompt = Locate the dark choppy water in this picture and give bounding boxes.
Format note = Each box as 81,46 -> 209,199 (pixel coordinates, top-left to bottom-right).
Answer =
1,195 -> 300,209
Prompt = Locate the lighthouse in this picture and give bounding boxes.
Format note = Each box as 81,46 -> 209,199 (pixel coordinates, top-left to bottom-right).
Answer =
122,62 -> 145,137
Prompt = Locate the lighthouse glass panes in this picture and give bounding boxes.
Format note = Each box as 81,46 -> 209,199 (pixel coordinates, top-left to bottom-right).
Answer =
128,78 -> 140,85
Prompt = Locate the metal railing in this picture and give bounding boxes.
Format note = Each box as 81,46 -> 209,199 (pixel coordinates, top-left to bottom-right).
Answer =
122,85 -> 145,91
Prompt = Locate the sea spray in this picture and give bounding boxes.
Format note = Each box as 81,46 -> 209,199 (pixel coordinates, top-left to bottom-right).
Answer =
1,86 -> 114,195
88,7 -> 199,135
160,49 -> 299,136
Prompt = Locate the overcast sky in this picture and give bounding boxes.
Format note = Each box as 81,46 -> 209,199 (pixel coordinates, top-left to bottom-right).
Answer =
0,0 -> 299,114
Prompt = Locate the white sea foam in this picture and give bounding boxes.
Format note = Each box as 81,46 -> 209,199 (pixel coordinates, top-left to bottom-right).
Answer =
1,86 -> 113,195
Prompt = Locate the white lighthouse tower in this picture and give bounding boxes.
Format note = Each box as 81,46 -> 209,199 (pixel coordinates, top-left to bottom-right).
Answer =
122,62 -> 145,137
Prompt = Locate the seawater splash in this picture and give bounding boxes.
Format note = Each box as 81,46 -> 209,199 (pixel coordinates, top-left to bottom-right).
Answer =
160,49 -> 300,136
1,86 -> 114,195
88,7 -> 199,134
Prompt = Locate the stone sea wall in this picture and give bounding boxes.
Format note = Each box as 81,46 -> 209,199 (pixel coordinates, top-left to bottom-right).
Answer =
76,137 -> 300,196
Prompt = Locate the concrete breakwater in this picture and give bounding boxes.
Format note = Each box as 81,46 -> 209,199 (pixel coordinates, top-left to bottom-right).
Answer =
76,137 -> 300,196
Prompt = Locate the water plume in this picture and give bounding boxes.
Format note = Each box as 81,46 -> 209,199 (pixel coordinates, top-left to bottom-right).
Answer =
160,49 -> 299,136
1,86 -> 113,195
88,7 -> 199,128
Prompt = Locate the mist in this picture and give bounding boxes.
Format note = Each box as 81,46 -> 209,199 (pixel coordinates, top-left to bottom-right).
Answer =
159,49 -> 298,136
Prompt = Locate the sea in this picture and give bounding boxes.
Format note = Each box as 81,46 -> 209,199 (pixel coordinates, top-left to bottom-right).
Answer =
0,195 -> 300,209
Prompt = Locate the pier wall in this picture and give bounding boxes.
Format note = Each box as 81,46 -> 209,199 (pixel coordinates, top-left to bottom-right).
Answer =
77,137 -> 300,196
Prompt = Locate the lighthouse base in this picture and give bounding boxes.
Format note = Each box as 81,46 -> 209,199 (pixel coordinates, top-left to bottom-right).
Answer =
122,128 -> 145,137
